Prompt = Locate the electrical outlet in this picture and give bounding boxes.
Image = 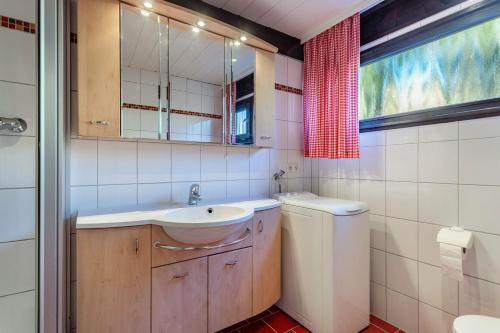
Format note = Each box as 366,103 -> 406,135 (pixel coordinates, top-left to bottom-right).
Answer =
287,163 -> 298,172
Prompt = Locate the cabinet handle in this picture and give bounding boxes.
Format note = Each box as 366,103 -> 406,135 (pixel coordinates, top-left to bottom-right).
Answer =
258,220 -> 264,233
260,135 -> 271,140
89,120 -> 110,125
135,238 -> 139,255
172,272 -> 189,280
225,260 -> 239,266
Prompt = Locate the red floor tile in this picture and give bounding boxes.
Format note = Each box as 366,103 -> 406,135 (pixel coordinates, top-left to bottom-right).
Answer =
361,324 -> 387,333
292,326 -> 311,333
239,320 -> 275,333
263,311 -> 300,333
370,315 -> 399,333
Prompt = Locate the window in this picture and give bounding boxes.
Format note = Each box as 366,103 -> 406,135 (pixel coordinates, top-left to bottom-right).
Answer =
359,15 -> 500,127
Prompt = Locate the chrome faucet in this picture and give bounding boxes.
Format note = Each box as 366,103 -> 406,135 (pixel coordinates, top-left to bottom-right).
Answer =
188,184 -> 202,205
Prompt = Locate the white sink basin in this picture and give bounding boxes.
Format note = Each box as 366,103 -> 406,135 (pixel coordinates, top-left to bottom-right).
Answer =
159,205 -> 254,245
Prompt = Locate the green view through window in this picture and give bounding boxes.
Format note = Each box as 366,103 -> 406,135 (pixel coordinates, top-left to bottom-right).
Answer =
359,16 -> 500,120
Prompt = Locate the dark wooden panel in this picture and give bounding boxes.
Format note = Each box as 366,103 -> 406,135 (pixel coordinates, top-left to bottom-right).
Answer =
162,0 -> 303,60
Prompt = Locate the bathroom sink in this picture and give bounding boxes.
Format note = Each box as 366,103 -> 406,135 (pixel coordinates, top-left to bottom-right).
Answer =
158,205 -> 254,245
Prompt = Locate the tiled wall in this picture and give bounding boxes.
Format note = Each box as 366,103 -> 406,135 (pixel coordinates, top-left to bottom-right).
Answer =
0,0 -> 37,331
69,50 -> 306,330
312,119 -> 500,333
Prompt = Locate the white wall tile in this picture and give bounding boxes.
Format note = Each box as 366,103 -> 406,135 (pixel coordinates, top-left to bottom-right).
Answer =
71,139 -> 97,186
97,140 -> 137,185
419,223 -> 442,267
360,146 -> 385,180
270,149 -> 287,178
0,0 -> 37,22
419,302 -> 455,333
0,81 -> 36,137
0,29 -> 36,85
140,110 -> 158,132
170,76 -> 186,91
459,185 -> 500,235
459,116 -> 500,140
275,91 -> 288,120
0,240 -> 35,297
275,54 -> 287,85
419,141 -> 458,183
319,178 -> 337,197
387,254 -> 418,298
386,144 -> 417,181
459,138 -> 500,185
387,289 -> 418,333
138,183 -> 171,204
200,181 -> 227,202
419,122 -> 458,142
121,81 -> 140,104
70,186 -> 97,216
200,145 -> 226,181
287,150 -> 304,178
360,131 -> 385,147
386,217 -> 418,259
138,142 -> 171,183
250,148 -> 270,180
187,80 -> 202,94
0,136 -> 36,188
318,158 -> 337,178
418,183 -> 458,226
250,179 -> 270,199
464,232 -> 500,284
337,179 -> 359,200
287,58 -> 303,89
386,182 -> 418,221
360,180 -> 385,215
370,214 -> 386,251
287,121 -> 303,150
419,262 -> 458,315
121,109 -> 141,131
227,147 -> 249,180
98,184 -> 137,208
337,158 -> 359,179
121,66 -> 139,82
386,127 -> 418,145
171,182 -> 194,204
140,70 -> 159,85
371,283 -> 387,320
274,120 -> 288,150
0,291 -> 36,333
371,248 -> 386,285
0,188 -> 35,243
287,178 -> 304,192
287,94 -> 302,123
171,144 -> 200,182
187,93 -> 202,113
459,275 -> 500,317
226,180 -> 250,201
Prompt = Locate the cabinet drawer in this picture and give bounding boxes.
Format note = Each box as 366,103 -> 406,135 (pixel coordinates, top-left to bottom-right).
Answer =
152,220 -> 252,267
208,247 -> 253,333
152,257 -> 208,333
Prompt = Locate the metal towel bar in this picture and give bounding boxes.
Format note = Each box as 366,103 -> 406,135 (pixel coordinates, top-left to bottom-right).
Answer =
0,117 -> 27,133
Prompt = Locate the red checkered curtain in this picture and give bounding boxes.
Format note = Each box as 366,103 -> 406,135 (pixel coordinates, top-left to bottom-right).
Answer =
303,13 -> 360,158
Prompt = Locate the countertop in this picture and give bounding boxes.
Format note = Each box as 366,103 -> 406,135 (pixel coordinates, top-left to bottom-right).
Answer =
76,199 -> 281,229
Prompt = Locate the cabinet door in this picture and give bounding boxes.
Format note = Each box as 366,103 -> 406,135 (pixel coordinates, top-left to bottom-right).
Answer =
252,208 -> 281,315
77,0 -> 120,137
254,49 -> 275,147
77,225 -> 151,333
208,248 -> 252,333
152,257 -> 208,333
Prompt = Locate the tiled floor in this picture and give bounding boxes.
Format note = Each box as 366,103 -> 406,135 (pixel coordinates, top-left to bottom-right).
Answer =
218,306 -> 404,333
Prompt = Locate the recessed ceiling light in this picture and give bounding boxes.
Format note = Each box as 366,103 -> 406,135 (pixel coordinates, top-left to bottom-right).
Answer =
234,40 -> 241,46
197,20 -> 206,27
192,26 -> 200,33
232,58 -> 237,62
240,35 -> 247,41
140,9 -> 150,16
143,1 -> 153,8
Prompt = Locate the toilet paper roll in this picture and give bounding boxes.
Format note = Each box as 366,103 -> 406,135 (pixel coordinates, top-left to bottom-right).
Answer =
440,243 -> 464,281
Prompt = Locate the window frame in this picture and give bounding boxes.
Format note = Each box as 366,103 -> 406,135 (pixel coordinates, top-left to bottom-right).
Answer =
359,0 -> 500,132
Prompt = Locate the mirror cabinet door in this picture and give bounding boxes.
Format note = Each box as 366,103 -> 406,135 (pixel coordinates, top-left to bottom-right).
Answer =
228,43 -> 256,145
168,20 -> 225,143
120,4 -> 162,139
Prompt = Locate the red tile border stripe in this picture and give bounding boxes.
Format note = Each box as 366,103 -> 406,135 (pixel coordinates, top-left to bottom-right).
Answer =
0,15 -> 35,34
275,83 -> 303,95
122,103 -> 222,119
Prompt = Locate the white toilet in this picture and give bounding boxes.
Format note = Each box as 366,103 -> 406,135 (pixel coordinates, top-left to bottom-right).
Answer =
453,315 -> 500,333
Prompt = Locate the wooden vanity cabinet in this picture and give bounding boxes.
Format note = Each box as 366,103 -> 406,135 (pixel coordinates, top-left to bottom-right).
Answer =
252,208 -> 281,315
77,225 -> 151,333
208,248 -> 253,333
152,257 -> 208,333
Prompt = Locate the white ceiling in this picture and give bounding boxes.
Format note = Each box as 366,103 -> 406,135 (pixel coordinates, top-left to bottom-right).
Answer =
202,0 -> 383,43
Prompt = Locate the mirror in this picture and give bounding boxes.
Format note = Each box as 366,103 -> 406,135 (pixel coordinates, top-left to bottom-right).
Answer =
120,4 -> 164,139
228,43 -> 256,145
168,20 -> 225,143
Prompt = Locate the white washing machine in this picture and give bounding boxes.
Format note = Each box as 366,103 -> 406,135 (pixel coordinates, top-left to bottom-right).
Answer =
274,192 -> 370,333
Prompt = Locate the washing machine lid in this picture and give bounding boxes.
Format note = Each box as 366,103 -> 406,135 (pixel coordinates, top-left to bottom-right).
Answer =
454,315 -> 500,333
273,192 -> 369,216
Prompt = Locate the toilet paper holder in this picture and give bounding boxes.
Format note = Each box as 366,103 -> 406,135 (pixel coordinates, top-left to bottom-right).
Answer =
436,226 -> 474,254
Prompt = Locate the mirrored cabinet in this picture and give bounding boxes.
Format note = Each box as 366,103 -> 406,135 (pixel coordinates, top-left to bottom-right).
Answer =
77,0 -> 276,147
